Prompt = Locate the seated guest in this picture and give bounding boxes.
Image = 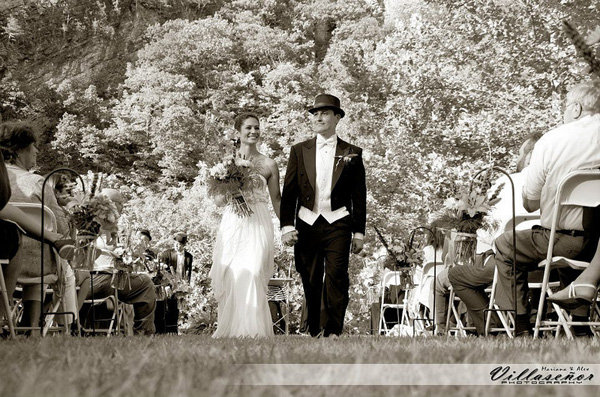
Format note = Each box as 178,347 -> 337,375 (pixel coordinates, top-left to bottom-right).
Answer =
130,229 -> 156,272
549,239 -> 600,309
157,232 -> 193,334
487,80 -> 600,336
406,227 -> 445,333
138,229 -> 156,262
0,149 -> 22,322
82,188 -> 156,335
446,133 -> 541,335
0,121 -> 75,329
0,155 -> 75,321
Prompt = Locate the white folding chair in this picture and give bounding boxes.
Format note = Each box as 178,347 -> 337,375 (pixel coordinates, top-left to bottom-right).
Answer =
444,286 -> 475,337
410,260 -> 441,335
533,169 -> 600,339
267,258 -> 294,335
485,214 -> 542,337
378,270 -> 411,335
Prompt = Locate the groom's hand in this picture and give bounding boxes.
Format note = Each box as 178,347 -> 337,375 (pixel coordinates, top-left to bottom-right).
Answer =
351,237 -> 364,254
282,230 -> 298,246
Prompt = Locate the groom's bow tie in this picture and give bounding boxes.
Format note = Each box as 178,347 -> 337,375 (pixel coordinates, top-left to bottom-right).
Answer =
317,139 -> 335,150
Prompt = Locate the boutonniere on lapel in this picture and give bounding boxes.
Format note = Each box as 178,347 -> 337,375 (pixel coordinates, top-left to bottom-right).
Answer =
335,150 -> 358,168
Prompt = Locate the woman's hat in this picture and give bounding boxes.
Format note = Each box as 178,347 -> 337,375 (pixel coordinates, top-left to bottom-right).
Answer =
308,94 -> 345,118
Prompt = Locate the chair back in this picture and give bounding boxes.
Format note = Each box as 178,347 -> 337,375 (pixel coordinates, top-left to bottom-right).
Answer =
381,270 -> 412,289
546,169 -> 600,262
10,202 -> 61,280
557,169 -> 600,208
548,169 -> 600,236
502,214 -> 540,233
8,202 -> 58,232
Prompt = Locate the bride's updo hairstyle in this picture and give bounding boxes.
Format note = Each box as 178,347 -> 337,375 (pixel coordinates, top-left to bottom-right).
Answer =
234,112 -> 259,132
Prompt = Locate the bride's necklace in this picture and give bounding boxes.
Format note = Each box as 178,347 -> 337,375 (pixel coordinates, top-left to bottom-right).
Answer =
238,151 -> 258,164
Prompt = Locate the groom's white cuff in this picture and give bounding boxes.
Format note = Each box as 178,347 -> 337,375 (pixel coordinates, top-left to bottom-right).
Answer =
353,233 -> 364,240
281,226 -> 296,236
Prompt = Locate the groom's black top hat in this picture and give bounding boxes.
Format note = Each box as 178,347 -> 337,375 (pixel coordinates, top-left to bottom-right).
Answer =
308,94 -> 345,118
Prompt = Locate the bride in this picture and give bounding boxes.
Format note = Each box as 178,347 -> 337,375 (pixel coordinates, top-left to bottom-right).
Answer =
209,112 -> 281,337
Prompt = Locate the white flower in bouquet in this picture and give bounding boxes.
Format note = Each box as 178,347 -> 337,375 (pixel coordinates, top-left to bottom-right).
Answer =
209,162 -> 228,179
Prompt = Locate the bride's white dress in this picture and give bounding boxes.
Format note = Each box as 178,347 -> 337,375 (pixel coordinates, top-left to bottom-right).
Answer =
209,174 -> 275,337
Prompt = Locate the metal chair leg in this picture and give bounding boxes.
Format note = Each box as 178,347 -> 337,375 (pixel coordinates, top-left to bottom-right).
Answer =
0,261 -> 16,338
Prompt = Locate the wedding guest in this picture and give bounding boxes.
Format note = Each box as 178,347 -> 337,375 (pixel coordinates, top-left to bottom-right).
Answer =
548,239 -> 600,309
492,80 -> 600,336
131,229 -> 156,272
0,173 -> 75,321
1,121 -> 75,329
157,232 -> 193,334
139,229 -> 156,261
446,133 -> 541,335
82,188 -> 156,335
0,153 -> 73,258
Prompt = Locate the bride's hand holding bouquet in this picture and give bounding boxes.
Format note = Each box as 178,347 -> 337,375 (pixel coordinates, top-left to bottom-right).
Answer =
206,152 -> 256,217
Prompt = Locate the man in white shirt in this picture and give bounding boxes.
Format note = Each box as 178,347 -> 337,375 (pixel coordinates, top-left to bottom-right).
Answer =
493,80 -> 600,335
281,94 -> 367,337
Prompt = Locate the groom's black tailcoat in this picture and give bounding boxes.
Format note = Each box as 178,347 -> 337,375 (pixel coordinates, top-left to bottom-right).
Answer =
281,136 -> 366,336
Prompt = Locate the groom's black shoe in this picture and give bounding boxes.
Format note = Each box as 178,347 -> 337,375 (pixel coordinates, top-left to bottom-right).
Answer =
323,329 -> 341,338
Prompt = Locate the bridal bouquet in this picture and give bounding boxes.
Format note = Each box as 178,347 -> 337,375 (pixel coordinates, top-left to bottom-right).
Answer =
207,155 -> 256,217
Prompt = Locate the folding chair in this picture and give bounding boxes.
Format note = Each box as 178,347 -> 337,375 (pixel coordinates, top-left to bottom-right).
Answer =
378,270 -> 411,335
411,259 -> 443,335
534,169 -> 600,339
485,214 -> 542,337
9,202 -> 74,335
444,286 -> 475,337
80,291 -> 122,336
268,259 -> 294,335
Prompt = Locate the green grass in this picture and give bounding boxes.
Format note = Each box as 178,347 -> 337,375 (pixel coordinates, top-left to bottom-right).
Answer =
1,335 -> 600,397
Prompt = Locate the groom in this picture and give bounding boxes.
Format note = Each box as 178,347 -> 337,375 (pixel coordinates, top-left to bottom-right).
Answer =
281,93 -> 367,337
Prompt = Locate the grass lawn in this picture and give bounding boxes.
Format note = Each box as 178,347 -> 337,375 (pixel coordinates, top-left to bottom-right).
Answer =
1,334 -> 600,397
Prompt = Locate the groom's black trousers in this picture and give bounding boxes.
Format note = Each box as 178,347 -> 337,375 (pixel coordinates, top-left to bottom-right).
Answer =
295,216 -> 352,336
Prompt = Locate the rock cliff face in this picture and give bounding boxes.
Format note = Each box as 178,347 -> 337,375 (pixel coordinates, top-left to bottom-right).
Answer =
2,0 -> 216,90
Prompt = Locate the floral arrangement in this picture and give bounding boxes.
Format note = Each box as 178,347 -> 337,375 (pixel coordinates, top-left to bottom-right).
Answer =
206,153 -> 258,217
373,226 -> 422,292
429,169 -> 503,234
374,226 -> 421,270
428,168 -> 504,267
113,253 -> 134,290
65,172 -> 120,236
65,172 -> 121,270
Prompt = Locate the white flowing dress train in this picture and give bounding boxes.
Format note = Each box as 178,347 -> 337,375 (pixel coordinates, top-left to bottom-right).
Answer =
209,175 -> 275,337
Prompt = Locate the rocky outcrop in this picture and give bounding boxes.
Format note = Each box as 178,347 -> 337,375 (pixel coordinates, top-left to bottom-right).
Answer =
2,0 -> 217,90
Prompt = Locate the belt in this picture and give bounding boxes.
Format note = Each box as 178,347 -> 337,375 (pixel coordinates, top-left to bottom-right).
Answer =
533,225 -> 586,237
